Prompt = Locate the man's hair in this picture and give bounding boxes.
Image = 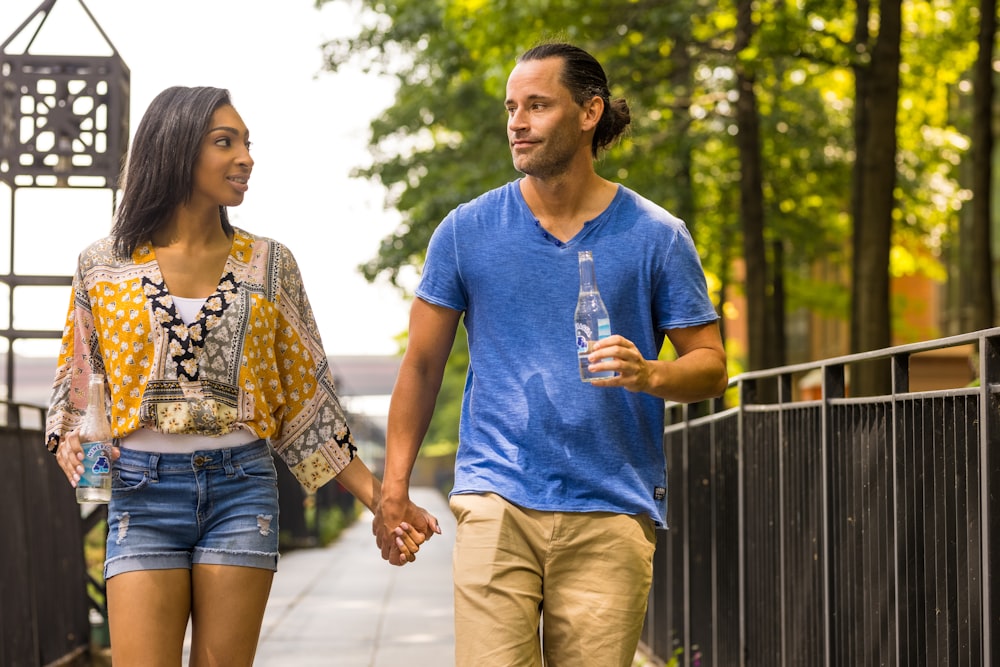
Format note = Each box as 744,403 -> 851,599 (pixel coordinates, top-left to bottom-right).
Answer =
111,86 -> 234,258
517,42 -> 631,158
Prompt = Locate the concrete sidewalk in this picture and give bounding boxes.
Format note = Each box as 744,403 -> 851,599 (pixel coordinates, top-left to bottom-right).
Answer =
253,486 -> 456,666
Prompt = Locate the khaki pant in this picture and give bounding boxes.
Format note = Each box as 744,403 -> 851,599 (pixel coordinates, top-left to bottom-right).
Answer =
450,492 -> 656,667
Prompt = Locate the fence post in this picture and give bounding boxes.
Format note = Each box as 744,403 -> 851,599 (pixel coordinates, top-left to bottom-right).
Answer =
980,332 -> 999,666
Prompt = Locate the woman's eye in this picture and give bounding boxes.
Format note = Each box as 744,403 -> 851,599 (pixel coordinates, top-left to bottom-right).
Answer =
215,137 -> 232,147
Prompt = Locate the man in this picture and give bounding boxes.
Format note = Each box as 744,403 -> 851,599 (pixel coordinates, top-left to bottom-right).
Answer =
374,42 -> 727,666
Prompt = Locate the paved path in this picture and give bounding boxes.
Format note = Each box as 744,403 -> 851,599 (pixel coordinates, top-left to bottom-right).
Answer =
182,486 -> 456,666
255,486 -> 455,666
182,486 -> 658,666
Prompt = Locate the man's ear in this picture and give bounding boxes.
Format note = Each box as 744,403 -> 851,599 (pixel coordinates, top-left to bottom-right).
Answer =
581,95 -> 605,132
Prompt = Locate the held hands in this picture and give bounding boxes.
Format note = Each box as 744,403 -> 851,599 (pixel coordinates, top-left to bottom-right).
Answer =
53,432 -> 121,488
373,492 -> 442,567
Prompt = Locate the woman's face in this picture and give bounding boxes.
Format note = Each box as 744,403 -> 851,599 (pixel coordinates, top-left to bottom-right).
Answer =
191,104 -> 253,209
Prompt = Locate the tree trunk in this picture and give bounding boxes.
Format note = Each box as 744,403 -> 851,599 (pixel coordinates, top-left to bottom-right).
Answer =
770,239 -> 787,368
850,0 -> 871,356
969,0 -> 996,330
669,28 -> 697,234
735,0 -> 773,372
851,0 -> 902,395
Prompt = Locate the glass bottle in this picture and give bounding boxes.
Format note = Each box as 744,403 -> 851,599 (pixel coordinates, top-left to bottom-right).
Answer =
575,250 -> 615,382
76,374 -> 112,503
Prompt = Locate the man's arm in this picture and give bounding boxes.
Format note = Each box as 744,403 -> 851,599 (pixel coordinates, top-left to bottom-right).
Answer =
587,321 -> 728,403
374,298 -> 462,563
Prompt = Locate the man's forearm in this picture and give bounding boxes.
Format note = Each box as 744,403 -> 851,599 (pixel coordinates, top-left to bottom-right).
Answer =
645,348 -> 728,403
382,363 -> 444,493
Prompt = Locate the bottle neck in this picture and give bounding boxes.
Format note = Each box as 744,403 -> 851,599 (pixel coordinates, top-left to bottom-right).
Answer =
578,257 -> 598,293
88,379 -> 105,408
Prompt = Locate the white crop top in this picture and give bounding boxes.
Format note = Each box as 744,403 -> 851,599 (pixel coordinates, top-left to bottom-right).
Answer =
172,295 -> 206,325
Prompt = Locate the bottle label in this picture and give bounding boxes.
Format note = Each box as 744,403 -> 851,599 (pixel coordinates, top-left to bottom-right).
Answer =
79,440 -> 112,488
576,319 -> 612,354
597,318 -> 610,339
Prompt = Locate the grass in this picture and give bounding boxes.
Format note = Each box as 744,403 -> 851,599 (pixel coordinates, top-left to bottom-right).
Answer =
83,520 -> 107,610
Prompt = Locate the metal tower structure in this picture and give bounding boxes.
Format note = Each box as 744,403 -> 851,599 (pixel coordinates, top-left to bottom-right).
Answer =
0,0 -> 129,405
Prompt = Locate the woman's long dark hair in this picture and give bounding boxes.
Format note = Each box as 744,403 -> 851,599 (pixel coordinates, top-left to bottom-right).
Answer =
111,86 -> 234,258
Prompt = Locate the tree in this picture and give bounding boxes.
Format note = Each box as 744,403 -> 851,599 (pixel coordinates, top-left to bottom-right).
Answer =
734,0 -> 781,371
967,0 -> 996,330
850,0 -> 902,395
319,0 -> 991,400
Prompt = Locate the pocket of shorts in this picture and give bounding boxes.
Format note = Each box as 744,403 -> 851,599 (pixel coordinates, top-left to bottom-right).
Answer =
236,454 -> 278,486
111,465 -> 151,493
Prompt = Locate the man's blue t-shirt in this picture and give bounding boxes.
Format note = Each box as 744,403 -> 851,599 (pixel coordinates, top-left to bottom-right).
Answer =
416,180 -> 718,525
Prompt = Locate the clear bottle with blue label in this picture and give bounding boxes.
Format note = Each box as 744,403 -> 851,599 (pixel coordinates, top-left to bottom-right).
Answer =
575,250 -> 615,382
76,374 -> 113,504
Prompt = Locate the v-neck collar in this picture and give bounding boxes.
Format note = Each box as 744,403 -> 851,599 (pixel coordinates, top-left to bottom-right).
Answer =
136,231 -> 249,381
513,182 -> 623,248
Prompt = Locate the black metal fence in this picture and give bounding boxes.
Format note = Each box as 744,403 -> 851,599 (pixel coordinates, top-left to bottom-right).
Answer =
1,403 -> 90,667
642,327 -> 999,666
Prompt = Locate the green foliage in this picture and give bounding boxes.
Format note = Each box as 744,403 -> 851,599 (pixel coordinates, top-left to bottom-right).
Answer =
317,503 -> 351,546
84,520 -> 107,608
319,0 -> 983,364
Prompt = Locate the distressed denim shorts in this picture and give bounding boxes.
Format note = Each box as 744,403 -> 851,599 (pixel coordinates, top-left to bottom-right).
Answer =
104,440 -> 280,579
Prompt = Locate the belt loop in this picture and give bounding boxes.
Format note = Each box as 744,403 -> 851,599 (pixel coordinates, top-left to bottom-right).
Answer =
222,448 -> 235,476
148,453 -> 160,482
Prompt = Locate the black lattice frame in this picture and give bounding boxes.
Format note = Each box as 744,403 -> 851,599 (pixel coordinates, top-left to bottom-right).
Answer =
0,53 -> 129,188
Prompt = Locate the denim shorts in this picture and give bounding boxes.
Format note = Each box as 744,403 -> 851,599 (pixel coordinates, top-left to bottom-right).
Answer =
104,440 -> 280,579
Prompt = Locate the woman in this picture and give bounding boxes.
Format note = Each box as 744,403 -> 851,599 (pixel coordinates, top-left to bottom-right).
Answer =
45,86 -> 438,666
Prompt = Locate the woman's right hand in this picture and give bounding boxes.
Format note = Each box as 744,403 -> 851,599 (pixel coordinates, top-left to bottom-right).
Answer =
54,432 -> 120,487
391,506 -> 443,564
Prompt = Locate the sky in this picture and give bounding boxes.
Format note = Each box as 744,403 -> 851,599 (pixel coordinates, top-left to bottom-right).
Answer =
0,0 -> 415,360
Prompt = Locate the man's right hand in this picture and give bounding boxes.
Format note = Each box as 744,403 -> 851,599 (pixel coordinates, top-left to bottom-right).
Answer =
373,490 -> 442,566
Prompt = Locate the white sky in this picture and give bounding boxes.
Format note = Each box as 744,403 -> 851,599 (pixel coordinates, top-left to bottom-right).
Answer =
0,0 -> 414,360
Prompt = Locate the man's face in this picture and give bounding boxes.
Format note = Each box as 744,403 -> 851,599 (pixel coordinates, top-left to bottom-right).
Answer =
505,57 -> 590,179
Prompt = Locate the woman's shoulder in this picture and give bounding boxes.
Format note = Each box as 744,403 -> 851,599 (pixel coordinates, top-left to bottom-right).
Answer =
76,236 -> 125,270
230,227 -> 303,290
231,226 -> 295,262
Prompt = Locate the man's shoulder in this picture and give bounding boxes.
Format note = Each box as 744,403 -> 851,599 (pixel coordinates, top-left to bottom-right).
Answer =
615,186 -> 686,229
452,180 -> 520,217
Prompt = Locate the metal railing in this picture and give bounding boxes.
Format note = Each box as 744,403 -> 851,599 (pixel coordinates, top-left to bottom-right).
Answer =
643,327 -> 999,666
0,402 -> 90,667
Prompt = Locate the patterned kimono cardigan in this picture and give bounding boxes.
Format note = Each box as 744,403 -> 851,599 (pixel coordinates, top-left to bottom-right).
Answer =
45,228 -> 355,491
